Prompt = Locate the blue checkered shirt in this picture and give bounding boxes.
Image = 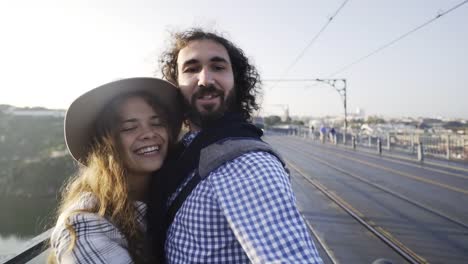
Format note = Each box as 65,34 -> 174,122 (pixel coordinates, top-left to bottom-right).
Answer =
165,132 -> 323,263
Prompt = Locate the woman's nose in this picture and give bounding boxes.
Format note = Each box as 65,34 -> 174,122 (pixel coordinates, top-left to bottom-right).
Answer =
139,126 -> 157,140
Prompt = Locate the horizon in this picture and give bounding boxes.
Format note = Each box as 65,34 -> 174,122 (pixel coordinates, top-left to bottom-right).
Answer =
2,102 -> 467,121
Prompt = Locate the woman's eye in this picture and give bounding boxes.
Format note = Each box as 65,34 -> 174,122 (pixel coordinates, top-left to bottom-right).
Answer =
121,126 -> 136,132
151,122 -> 164,127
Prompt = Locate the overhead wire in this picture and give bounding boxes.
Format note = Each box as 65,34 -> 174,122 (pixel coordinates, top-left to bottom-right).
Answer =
270,0 -> 349,88
280,0 -> 349,78
328,0 -> 468,77
267,0 -> 349,90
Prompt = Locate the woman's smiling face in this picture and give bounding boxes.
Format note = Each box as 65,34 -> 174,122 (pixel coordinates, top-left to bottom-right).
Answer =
116,95 -> 169,177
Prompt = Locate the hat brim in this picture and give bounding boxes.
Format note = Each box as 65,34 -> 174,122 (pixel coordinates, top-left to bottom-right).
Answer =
64,77 -> 182,165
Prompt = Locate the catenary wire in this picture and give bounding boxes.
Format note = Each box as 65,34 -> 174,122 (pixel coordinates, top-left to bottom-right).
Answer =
272,0 -> 349,88
328,0 -> 468,77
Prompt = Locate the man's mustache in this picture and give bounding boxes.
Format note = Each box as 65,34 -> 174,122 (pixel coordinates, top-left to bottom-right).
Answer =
193,85 -> 224,99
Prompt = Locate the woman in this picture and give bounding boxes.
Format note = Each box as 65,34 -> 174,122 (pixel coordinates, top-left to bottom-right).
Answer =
49,78 -> 182,264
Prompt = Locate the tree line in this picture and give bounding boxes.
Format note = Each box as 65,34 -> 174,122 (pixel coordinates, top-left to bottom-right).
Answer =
0,110 -> 76,197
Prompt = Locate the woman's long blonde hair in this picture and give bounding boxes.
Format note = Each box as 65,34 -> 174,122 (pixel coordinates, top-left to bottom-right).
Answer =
50,92 -> 172,263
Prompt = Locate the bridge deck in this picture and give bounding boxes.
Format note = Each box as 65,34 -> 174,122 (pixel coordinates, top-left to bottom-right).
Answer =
267,135 -> 468,264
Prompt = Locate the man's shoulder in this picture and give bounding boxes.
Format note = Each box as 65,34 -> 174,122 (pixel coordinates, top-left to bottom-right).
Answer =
231,150 -> 284,167
210,150 -> 287,179
199,139 -> 285,179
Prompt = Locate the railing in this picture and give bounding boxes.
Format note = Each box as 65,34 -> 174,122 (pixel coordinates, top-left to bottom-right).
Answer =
278,126 -> 468,162
1,229 -> 51,264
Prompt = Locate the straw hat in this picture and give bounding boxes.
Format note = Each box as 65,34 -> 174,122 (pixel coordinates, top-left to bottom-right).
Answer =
64,77 -> 182,165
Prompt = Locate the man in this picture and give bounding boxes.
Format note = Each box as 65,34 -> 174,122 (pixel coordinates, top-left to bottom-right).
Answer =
330,127 -> 336,143
153,28 -> 323,263
320,125 -> 327,144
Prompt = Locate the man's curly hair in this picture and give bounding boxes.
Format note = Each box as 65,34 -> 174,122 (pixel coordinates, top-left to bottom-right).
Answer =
159,28 -> 261,121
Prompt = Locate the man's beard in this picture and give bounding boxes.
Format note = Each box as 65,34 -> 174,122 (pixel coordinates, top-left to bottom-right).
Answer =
183,84 -> 236,128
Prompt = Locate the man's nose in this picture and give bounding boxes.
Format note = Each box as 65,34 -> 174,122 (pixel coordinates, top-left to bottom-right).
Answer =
197,68 -> 214,87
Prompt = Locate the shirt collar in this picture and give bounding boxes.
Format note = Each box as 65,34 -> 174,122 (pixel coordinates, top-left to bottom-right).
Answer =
181,131 -> 200,147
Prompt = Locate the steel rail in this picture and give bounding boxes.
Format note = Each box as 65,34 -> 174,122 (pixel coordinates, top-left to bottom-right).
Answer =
305,136 -> 468,178
316,139 -> 468,180
306,133 -> 468,174
287,137 -> 468,195
298,204 -> 339,264
276,138 -> 468,230
285,160 -> 428,264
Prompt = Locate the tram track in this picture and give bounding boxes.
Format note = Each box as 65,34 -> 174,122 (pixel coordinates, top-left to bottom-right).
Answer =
284,138 -> 468,195
273,138 -> 468,230
298,205 -> 339,264
303,136 -> 468,175
287,160 -> 427,264
266,136 -> 468,263
300,137 -> 468,180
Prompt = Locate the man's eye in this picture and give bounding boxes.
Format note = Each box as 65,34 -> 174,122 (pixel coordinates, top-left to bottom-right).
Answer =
183,67 -> 198,73
213,65 -> 225,71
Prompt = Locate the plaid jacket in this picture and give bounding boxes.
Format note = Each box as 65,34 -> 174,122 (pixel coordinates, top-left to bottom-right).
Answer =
51,193 -> 146,264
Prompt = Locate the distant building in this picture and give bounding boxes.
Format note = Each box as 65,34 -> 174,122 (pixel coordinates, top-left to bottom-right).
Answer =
282,107 -> 290,122
355,107 -> 365,117
360,124 -> 374,135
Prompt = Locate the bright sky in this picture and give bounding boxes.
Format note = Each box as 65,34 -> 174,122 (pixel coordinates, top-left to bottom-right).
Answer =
1,0 -> 467,119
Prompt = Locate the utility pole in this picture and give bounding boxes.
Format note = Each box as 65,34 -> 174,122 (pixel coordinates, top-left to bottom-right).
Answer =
264,78 -> 348,144
316,79 -> 347,144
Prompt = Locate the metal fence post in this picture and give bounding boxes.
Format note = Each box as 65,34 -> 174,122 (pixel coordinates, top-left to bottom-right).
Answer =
387,133 -> 391,150
411,133 -> 415,153
446,134 -> 451,160
352,136 -> 356,150
377,138 -> 382,155
368,136 -> 372,147
417,141 -> 424,162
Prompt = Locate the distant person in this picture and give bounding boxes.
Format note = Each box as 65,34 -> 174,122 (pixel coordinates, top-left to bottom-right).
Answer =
330,127 -> 336,143
49,78 -> 182,264
310,125 -> 315,139
147,28 -> 323,263
320,125 -> 327,143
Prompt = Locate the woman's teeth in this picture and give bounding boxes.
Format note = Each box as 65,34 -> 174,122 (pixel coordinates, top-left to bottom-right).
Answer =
135,145 -> 160,155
